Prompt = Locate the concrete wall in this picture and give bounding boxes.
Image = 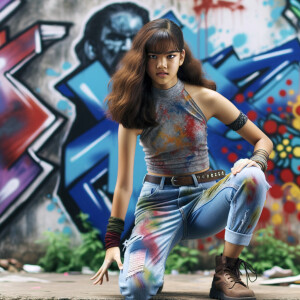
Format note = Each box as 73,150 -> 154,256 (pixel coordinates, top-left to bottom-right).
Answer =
0,0 -> 299,264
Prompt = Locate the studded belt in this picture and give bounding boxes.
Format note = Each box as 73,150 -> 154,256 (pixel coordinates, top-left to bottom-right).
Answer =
144,169 -> 226,187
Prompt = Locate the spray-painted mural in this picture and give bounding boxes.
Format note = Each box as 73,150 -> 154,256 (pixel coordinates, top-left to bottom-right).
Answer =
0,0 -> 299,258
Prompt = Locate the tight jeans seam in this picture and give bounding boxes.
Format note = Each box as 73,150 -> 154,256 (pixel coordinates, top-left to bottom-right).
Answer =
159,225 -> 183,276
187,185 -> 235,221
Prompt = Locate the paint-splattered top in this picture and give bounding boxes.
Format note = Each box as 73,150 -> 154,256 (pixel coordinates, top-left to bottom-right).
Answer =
139,79 -> 209,175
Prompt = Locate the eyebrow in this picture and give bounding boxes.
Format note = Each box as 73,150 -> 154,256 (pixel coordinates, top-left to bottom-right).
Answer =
147,50 -> 180,54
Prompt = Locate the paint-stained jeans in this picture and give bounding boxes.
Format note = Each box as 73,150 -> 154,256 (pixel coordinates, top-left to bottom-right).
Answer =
119,167 -> 271,300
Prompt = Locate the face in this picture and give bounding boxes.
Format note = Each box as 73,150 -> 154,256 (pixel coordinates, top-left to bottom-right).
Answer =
146,48 -> 185,90
99,11 -> 143,70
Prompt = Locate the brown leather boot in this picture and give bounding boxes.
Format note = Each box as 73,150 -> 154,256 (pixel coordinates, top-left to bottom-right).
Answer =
209,255 -> 257,300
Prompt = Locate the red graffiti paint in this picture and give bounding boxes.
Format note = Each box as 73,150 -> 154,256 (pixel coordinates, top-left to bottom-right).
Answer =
227,152 -> 238,163
259,207 -> 270,222
280,169 -> 294,183
267,160 -> 274,171
279,89 -> 287,97
193,0 -> 244,58
263,120 -> 277,134
193,0 -> 244,15
247,91 -> 254,98
286,79 -> 292,85
215,229 -> 225,240
0,25 -> 53,167
278,125 -> 287,134
247,110 -> 257,121
221,147 -> 228,154
284,201 -> 296,214
269,184 -> 283,199
235,93 -> 244,103
0,29 -> 7,47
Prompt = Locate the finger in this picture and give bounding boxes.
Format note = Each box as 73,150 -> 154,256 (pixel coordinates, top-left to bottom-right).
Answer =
90,268 -> 102,280
105,270 -> 109,282
92,261 -> 110,284
93,271 -> 105,285
248,161 -> 260,169
232,161 -> 250,174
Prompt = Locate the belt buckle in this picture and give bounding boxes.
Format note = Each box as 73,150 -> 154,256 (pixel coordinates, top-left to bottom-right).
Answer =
171,176 -> 180,187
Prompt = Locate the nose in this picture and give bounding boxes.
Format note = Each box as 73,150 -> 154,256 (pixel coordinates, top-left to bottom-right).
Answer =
121,37 -> 132,51
157,57 -> 167,69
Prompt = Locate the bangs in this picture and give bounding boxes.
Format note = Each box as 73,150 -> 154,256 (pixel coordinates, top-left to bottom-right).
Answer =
145,30 -> 181,54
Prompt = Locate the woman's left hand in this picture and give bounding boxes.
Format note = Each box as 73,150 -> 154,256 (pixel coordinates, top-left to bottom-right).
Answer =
231,158 -> 260,175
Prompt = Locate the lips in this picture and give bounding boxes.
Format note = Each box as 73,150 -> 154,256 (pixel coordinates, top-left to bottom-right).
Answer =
156,72 -> 168,77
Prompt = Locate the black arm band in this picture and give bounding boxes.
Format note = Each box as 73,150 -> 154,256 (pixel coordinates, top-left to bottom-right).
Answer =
226,111 -> 248,131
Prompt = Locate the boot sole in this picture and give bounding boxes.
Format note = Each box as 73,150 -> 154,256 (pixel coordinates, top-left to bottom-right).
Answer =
209,288 -> 256,300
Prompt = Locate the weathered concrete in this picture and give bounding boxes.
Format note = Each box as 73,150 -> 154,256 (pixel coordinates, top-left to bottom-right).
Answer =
0,273 -> 299,300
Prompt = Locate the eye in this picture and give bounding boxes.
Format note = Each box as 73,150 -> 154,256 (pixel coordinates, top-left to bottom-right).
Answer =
167,54 -> 176,59
148,54 -> 157,59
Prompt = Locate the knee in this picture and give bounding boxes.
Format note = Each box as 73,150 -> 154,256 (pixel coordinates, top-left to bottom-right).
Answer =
119,270 -> 161,300
234,167 -> 270,203
236,166 -> 269,189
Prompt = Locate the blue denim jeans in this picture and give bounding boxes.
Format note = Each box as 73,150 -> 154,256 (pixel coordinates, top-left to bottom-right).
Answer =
119,167 -> 270,299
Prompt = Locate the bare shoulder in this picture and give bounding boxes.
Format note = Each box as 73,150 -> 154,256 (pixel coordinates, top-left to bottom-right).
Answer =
184,83 -> 222,120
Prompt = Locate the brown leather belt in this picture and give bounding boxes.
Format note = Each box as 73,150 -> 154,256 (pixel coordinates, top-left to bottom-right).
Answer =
144,169 -> 226,187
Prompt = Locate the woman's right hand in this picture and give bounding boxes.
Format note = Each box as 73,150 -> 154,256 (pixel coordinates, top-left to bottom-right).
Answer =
90,247 -> 123,285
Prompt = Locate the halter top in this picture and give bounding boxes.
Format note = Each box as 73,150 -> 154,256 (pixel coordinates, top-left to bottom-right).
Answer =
139,79 -> 209,175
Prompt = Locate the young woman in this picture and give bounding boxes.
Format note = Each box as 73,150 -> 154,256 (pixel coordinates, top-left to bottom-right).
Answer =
91,19 -> 273,300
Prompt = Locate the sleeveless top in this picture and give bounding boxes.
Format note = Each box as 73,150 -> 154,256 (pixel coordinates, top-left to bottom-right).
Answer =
139,79 -> 209,175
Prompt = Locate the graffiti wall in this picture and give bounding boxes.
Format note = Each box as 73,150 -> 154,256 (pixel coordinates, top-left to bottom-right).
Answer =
0,0 -> 299,262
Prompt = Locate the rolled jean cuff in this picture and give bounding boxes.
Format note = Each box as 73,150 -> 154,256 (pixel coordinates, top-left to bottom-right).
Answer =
225,227 -> 252,246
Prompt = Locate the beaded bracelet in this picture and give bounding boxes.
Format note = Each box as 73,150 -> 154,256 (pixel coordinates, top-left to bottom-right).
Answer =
104,216 -> 124,250
250,149 -> 269,172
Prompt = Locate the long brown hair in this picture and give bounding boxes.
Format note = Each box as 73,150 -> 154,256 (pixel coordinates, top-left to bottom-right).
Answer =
105,18 -> 216,129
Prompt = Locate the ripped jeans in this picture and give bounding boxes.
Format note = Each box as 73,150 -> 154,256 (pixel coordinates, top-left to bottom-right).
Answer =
119,167 -> 270,299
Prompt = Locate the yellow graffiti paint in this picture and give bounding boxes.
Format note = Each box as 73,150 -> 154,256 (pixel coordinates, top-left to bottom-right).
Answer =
293,119 -> 300,130
269,150 -> 276,159
279,152 -> 287,159
282,182 -> 300,199
282,139 -> 289,146
286,146 -> 292,152
289,90 -> 294,95
293,146 -> 300,158
272,214 -> 282,225
276,144 -> 284,151
271,203 -> 280,211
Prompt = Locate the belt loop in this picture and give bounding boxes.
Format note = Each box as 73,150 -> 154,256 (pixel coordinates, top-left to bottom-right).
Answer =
142,174 -> 147,184
191,174 -> 199,187
159,176 -> 165,189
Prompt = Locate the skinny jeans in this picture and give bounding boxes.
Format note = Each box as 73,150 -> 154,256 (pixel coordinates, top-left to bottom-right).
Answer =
119,167 -> 270,299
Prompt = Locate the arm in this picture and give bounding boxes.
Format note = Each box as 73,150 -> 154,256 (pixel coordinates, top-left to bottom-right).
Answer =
91,124 -> 138,285
111,124 -> 138,220
211,92 -> 273,152
209,91 -> 273,173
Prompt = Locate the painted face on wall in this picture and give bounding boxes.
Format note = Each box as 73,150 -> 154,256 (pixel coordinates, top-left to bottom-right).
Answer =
99,11 -> 143,70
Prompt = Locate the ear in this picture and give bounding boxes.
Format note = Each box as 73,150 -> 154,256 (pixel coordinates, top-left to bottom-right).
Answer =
84,40 -> 96,60
179,49 -> 185,66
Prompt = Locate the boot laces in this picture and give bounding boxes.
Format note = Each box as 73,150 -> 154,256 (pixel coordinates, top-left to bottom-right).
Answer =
225,259 -> 257,287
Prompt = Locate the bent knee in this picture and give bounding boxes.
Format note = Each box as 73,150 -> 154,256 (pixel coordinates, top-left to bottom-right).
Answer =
119,270 -> 161,300
236,166 -> 269,190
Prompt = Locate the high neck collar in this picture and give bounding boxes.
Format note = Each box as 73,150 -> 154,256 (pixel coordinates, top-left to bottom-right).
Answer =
151,79 -> 184,98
